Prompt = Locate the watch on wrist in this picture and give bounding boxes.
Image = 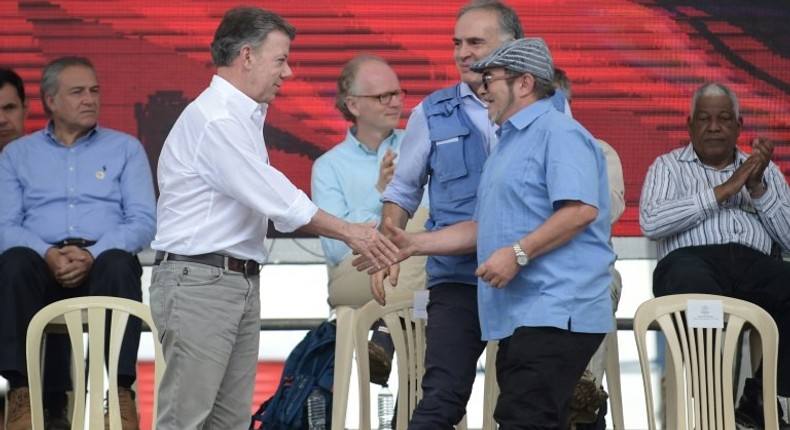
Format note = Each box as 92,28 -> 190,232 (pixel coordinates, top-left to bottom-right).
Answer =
513,242 -> 529,266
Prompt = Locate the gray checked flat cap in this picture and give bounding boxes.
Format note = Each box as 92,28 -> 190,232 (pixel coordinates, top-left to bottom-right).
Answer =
471,37 -> 554,81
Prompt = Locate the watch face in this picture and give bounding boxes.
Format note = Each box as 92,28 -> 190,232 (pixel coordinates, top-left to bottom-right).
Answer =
517,254 -> 528,266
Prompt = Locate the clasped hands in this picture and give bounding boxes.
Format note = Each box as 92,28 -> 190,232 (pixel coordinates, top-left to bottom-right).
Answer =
718,137 -> 772,201
45,245 -> 94,289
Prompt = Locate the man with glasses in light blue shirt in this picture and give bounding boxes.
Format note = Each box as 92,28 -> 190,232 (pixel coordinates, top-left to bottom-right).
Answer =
313,54 -> 428,310
312,54 -> 429,388
0,56 -> 156,430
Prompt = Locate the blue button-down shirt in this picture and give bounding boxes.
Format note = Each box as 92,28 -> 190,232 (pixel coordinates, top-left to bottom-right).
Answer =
0,123 -> 156,257
475,99 -> 615,340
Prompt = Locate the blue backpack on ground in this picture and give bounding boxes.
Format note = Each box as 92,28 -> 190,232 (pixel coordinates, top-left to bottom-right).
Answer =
250,320 -> 336,429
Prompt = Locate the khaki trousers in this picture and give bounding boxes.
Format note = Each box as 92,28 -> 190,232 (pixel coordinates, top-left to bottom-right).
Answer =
328,206 -> 429,308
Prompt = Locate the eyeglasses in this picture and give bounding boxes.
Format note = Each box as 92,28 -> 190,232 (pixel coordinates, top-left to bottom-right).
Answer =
481,73 -> 517,91
350,89 -> 407,105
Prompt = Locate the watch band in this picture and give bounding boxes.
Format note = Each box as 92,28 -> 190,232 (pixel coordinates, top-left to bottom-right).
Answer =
513,242 -> 529,266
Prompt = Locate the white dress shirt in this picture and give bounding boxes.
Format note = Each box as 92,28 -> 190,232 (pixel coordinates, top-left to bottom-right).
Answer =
152,75 -> 317,262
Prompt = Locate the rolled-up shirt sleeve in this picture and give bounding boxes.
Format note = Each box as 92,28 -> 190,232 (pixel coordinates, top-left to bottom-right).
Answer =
196,117 -> 318,233
382,103 -> 430,217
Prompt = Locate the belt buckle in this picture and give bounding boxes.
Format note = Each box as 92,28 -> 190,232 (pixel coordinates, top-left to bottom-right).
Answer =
242,259 -> 258,275
244,260 -> 255,275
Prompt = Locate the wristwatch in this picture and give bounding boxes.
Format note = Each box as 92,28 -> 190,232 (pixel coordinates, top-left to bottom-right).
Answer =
512,242 -> 529,266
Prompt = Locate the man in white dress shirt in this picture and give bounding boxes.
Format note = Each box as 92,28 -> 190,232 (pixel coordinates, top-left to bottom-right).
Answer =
150,7 -> 397,429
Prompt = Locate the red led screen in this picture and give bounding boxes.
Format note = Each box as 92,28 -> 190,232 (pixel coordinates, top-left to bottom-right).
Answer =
2,0 -> 788,236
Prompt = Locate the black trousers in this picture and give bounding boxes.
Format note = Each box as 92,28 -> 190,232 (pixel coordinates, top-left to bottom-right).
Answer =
495,326 -> 604,430
408,283 -> 488,430
653,243 -> 790,396
0,246 -> 143,388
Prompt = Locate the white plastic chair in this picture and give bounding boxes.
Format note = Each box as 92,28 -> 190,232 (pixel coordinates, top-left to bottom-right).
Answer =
25,296 -> 165,430
604,331 -> 625,430
331,305 -> 357,430
633,294 -> 779,430
353,291 -> 425,430
481,340 -> 498,430
352,291 -> 468,430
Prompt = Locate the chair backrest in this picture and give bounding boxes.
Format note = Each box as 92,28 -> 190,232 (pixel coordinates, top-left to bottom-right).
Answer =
25,296 -> 165,430
633,294 -> 779,430
353,291 -> 426,430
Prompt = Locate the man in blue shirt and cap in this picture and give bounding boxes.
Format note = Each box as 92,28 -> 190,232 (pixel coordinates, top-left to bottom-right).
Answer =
370,38 -> 615,429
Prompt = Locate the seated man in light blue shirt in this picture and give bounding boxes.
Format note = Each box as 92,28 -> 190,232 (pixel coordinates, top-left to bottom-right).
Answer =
0,56 -> 156,430
312,54 -> 428,309
363,38 -> 614,429
312,54 -> 428,384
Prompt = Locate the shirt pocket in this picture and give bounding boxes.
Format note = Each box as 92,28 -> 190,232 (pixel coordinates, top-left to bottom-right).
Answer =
432,138 -> 477,203
434,138 -> 466,182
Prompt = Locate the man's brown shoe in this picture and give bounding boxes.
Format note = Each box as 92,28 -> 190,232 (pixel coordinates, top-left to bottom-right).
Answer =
6,387 -> 32,430
104,387 -> 139,430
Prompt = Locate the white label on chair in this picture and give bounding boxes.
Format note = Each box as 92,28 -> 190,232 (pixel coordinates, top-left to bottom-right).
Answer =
687,299 -> 724,328
413,290 -> 429,319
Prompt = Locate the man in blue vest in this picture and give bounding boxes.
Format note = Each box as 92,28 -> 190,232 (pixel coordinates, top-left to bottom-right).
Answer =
374,1 -> 523,427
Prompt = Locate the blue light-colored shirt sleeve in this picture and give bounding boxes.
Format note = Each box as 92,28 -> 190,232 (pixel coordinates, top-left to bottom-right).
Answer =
546,127 -> 603,210
0,125 -> 156,257
381,103 -> 430,217
311,131 -> 397,266
0,144 -> 51,255
312,157 -> 356,266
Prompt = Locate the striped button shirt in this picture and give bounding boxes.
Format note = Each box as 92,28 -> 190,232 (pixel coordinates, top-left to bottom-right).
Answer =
640,143 -> 790,260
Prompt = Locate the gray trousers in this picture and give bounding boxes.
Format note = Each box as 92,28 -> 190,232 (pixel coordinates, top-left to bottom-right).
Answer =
149,260 -> 260,430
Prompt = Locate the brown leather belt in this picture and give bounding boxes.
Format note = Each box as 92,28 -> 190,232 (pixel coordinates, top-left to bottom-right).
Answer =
53,238 -> 97,248
154,251 -> 260,276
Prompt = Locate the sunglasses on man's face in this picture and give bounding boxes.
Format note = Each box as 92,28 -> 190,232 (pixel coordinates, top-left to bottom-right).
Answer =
481,73 -> 518,91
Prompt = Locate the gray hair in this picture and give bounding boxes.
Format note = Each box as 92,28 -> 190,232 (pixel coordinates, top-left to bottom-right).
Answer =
457,0 -> 524,41
40,56 -> 95,116
335,54 -> 389,123
211,7 -> 296,67
690,83 -> 740,119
